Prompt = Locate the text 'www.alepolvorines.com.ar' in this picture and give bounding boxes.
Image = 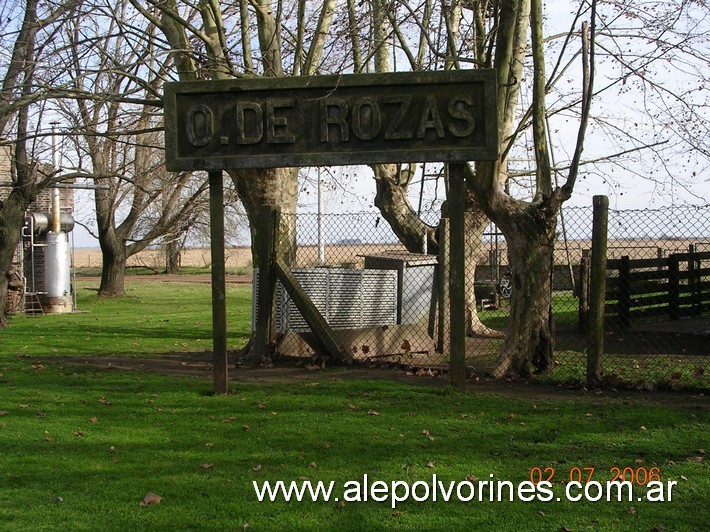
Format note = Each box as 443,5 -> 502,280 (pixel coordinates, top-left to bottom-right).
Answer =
253,474 -> 677,509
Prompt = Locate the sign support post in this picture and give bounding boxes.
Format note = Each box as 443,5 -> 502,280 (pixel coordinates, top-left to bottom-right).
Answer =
448,163 -> 467,392
209,170 -> 228,394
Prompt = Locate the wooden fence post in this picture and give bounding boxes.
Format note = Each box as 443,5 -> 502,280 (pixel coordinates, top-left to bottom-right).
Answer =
578,249 -> 590,333
668,253 -> 680,320
209,171 -> 228,394
689,244 -> 701,316
254,204 -> 280,363
274,258 -> 347,364
588,195 -> 608,385
437,218 -> 450,357
618,255 -> 631,329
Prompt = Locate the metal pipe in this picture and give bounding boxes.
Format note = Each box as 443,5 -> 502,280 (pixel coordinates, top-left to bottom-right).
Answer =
0,182 -> 110,190
50,122 -> 61,233
51,188 -> 61,233
317,167 -> 325,265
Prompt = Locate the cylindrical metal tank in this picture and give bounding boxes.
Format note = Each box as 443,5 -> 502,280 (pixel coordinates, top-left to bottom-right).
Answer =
43,231 -> 72,313
25,212 -> 75,235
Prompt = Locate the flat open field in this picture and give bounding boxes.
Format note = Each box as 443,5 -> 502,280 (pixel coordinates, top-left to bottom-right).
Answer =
73,238 -> 710,270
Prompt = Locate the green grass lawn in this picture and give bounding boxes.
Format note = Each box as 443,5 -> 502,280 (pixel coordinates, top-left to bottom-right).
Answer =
1,280 -> 253,357
1,279 -> 708,530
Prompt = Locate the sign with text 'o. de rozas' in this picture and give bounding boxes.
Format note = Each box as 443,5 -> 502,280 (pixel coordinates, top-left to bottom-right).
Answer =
164,70 -> 498,171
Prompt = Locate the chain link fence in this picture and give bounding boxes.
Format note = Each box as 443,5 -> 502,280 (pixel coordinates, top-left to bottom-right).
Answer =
262,205 -> 709,390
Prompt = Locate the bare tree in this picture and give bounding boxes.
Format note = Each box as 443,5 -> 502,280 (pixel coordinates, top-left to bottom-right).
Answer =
122,0 -> 342,359
0,0 -> 80,325
54,1 -> 209,296
352,0 -> 502,337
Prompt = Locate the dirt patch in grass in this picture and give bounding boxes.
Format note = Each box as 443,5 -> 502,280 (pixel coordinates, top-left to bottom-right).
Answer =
38,351 -> 708,408
78,274 -> 253,284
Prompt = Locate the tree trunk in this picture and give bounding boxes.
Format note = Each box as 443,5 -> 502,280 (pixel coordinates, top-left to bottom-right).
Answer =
98,233 -> 127,297
490,204 -> 557,378
373,167 -> 438,253
230,167 -> 299,268
229,166 -> 299,365
165,239 -> 181,274
0,191 -> 31,327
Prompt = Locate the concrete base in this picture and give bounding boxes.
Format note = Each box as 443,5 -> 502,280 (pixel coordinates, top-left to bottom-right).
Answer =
41,295 -> 73,314
276,323 -> 436,362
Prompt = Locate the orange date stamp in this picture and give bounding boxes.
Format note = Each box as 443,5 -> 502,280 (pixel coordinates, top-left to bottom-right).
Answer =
529,466 -> 662,486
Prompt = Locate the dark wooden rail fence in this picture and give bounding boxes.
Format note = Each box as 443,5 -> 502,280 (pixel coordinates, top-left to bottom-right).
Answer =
601,247 -> 710,328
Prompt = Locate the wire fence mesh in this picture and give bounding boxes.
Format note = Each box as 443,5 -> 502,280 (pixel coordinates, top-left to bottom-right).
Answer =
263,205 -> 709,390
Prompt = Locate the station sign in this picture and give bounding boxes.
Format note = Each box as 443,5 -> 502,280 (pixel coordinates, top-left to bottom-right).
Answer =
164,70 -> 498,171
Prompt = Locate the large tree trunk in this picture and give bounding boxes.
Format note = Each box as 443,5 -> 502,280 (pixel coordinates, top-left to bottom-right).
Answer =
231,167 -> 299,268
0,191 -> 32,327
490,203 -> 557,378
230,166 -> 299,365
373,165 -> 438,253
97,226 -> 127,297
165,239 -> 181,274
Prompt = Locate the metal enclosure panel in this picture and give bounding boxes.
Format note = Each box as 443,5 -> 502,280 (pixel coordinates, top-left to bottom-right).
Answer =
283,269 -> 330,332
401,265 -> 437,324
362,253 -> 438,325
252,268 -> 397,333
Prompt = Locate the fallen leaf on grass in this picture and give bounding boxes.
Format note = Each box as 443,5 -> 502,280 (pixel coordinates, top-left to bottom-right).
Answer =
140,492 -> 162,506
336,500 -> 345,509
89,417 -> 98,423
686,456 -> 704,463
368,410 -> 379,416
0,411 -> 7,416
427,461 -> 436,468
205,442 -> 215,448
252,465 -> 262,472
308,462 -> 318,469
200,463 -> 214,470
640,426 -> 648,431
